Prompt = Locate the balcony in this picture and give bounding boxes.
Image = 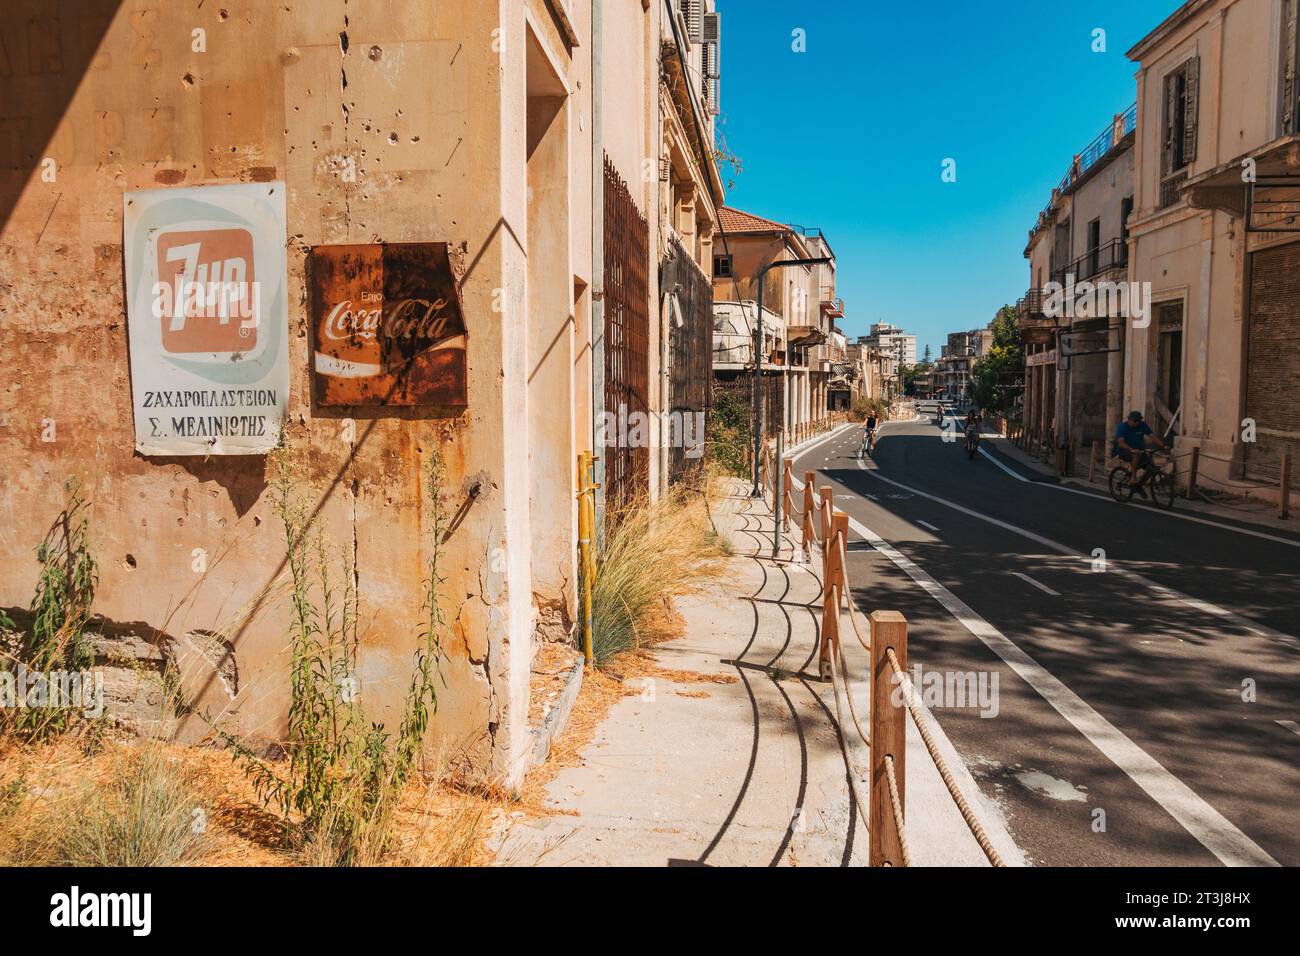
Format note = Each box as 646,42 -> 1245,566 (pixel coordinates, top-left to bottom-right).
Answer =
1015,289 -> 1049,322
787,324 -> 827,348
1050,237 -> 1129,285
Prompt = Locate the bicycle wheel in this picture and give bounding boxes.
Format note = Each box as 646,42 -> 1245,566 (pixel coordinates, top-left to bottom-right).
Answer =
1150,470 -> 1176,510
1109,466 -> 1134,503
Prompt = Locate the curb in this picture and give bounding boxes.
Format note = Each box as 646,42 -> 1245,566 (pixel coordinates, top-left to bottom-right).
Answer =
529,658 -> 585,770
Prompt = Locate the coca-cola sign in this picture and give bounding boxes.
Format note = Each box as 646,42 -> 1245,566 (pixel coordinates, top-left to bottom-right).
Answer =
310,242 -> 468,407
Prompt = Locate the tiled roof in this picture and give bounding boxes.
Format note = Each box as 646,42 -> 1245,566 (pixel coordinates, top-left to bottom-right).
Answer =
717,206 -> 791,235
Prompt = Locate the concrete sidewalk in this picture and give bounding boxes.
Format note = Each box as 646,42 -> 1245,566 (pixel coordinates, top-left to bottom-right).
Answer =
496,479 -> 1025,867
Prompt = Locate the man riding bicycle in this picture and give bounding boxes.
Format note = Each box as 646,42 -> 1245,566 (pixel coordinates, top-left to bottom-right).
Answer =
1113,410 -> 1168,495
861,412 -> 878,457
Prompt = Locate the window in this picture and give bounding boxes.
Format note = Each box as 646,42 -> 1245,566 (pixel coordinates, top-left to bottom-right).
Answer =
1156,302 -> 1184,422
712,254 -> 733,278
1160,57 -> 1199,206
1119,196 -> 1133,252
1086,218 -> 1101,278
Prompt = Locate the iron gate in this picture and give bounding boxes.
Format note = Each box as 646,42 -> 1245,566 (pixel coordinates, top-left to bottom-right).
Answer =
664,238 -> 713,484
603,156 -> 650,511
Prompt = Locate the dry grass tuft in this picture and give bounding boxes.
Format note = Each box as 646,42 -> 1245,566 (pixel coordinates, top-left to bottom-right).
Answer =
590,487 -> 728,665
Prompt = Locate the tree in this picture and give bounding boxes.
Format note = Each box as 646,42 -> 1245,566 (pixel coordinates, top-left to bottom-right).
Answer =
899,360 -> 934,397
969,306 -> 1024,414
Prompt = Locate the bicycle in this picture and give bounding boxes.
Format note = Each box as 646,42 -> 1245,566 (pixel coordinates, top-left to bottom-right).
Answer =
859,427 -> 875,459
964,424 -> 980,460
1108,448 -> 1176,509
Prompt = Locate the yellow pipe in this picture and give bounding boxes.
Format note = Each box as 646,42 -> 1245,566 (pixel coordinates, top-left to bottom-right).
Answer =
577,451 -> 596,668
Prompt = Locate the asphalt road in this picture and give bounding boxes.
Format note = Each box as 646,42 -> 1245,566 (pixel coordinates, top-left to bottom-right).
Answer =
791,402 -> 1300,867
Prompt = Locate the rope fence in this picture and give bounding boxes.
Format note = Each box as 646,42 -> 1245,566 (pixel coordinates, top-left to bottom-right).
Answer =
753,445 -> 1007,867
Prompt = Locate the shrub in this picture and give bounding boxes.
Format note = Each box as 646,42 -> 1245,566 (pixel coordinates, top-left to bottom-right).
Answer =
706,388 -> 753,477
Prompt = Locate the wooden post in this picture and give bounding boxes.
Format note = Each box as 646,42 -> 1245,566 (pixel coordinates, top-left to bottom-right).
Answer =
1281,450 -> 1292,520
1187,446 -> 1200,498
819,514 -> 848,681
1088,440 -> 1099,483
870,610 -> 908,867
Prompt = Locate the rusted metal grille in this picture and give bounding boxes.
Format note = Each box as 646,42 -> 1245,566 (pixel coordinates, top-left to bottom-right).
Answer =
603,156 -> 650,511
665,238 -> 713,484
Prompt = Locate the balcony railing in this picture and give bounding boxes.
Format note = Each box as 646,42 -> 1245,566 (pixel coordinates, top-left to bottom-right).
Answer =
1050,237 -> 1129,285
1159,170 -> 1188,210
1015,288 -> 1049,321
1032,104 -> 1137,232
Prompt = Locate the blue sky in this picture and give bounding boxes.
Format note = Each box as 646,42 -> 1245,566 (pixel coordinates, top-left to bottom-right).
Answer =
713,0 -> 1178,360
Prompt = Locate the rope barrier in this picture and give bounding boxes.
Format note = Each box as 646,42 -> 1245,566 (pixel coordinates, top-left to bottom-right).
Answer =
883,755 -> 911,867
884,645 -> 1006,867
836,533 -> 873,653
778,456 -> 1010,867
824,588 -> 874,830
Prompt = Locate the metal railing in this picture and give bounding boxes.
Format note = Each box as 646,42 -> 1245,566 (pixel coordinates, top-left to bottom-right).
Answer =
1050,237 -> 1129,285
1031,104 -> 1137,233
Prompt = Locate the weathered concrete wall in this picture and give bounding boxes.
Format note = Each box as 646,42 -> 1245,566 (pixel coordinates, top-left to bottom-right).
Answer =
0,0 -> 598,785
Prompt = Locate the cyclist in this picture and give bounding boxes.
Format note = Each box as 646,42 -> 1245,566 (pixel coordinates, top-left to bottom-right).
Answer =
1113,410 -> 1168,496
861,412 -> 878,457
963,408 -> 982,454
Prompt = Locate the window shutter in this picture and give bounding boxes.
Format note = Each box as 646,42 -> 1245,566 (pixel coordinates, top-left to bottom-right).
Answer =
1183,56 -> 1200,164
1162,72 -> 1178,176
683,0 -> 703,43
703,11 -> 721,44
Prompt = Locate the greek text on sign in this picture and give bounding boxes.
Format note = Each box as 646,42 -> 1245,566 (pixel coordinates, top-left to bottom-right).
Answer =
123,183 -> 289,455
310,243 -> 468,407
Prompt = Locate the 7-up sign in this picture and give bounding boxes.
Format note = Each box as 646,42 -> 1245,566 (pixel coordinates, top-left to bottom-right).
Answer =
152,227 -> 260,353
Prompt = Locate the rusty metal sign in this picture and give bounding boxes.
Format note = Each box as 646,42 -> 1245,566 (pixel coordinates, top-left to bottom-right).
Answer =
310,242 -> 468,406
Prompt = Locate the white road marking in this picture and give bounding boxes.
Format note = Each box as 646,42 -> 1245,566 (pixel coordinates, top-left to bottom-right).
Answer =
1276,720 -> 1300,738
917,519 -> 941,532
1011,571 -> 1060,597
979,446 -> 1029,481
789,470 -> 1280,867
856,462 -> 1299,651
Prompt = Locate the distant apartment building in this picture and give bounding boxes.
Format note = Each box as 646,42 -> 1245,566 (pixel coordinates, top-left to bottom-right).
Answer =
860,322 -> 917,369
937,326 -> 994,402
1125,0 -> 1300,496
846,342 -> 894,405
1018,103 -> 1136,472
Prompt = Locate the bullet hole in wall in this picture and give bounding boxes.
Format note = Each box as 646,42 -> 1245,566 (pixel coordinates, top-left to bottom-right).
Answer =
125,554 -> 137,570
